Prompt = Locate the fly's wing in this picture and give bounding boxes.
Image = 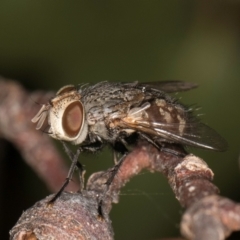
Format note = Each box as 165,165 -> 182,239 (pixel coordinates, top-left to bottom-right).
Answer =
139,81 -> 198,93
116,99 -> 227,152
150,121 -> 227,151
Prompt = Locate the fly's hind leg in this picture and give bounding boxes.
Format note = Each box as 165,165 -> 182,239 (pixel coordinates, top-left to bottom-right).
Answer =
139,132 -> 187,157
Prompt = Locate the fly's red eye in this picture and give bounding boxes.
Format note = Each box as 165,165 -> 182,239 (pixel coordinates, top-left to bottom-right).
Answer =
62,101 -> 83,137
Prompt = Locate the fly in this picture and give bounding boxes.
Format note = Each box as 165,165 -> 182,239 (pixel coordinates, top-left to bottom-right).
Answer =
31,81 -> 227,212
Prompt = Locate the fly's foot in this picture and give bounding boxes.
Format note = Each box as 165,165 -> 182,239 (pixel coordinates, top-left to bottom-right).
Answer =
96,154 -> 127,219
47,178 -> 71,206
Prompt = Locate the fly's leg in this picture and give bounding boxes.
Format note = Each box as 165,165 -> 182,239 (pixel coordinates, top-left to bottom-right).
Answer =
161,145 -> 186,157
48,140 -> 104,205
139,132 -> 187,157
61,141 -> 85,191
113,150 -> 118,165
48,147 -> 81,204
98,140 -> 129,218
67,140 -> 103,192
98,153 -> 127,219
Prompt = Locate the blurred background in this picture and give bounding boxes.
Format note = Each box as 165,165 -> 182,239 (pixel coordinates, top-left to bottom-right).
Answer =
0,1 -> 240,239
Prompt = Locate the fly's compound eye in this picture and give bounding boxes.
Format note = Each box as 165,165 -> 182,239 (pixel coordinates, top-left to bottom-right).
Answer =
51,99 -> 86,142
46,88 -> 88,144
32,86 -> 88,145
62,101 -> 84,138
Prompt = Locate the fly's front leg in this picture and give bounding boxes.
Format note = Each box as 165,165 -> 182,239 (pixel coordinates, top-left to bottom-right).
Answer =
48,140 -> 104,205
61,139 -> 104,189
61,141 -> 85,191
48,147 -> 81,205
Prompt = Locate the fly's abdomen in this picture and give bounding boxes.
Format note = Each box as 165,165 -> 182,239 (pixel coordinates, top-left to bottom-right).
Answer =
145,98 -> 187,137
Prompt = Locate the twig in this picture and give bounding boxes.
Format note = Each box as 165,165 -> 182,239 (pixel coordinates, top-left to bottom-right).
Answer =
10,192 -> 114,240
9,141 -> 240,239
4,77 -> 240,239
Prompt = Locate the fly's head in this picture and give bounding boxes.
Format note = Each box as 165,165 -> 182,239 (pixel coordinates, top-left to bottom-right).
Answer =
31,85 -> 88,145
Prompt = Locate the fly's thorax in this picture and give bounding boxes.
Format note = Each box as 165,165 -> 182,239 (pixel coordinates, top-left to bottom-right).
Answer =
32,85 -> 88,145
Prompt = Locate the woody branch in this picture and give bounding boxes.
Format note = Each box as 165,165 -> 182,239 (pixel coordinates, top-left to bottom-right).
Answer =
1,77 -> 239,240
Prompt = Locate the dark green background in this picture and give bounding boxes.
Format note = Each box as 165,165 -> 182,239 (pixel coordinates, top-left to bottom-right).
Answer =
1,1 -> 240,239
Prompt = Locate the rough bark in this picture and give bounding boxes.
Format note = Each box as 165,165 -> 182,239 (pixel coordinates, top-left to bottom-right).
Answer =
2,77 -> 239,240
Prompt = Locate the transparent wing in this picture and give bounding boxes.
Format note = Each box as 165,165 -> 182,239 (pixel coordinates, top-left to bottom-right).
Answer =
153,121 -> 227,151
122,119 -> 227,151
139,80 -> 198,93
118,99 -> 227,152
